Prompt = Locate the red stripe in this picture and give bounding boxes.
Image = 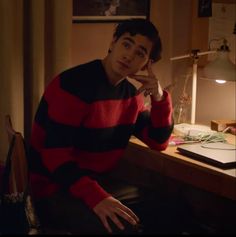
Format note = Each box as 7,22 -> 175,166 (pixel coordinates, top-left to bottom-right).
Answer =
41,147 -> 74,172
70,177 -> 110,209
44,77 -> 88,126
83,96 -> 144,128
30,122 -> 46,150
30,173 -> 59,199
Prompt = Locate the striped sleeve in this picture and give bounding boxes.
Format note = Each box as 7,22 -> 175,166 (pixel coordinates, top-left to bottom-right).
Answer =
134,90 -> 174,151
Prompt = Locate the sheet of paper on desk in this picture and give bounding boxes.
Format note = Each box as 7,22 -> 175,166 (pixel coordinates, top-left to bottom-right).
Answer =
177,142 -> 236,169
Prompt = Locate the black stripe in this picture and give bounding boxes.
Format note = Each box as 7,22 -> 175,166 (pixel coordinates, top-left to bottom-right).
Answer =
34,102 -> 76,148
28,147 -> 51,177
149,123 -> 174,143
35,106 -> 134,151
60,60 -> 137,103
74,125 -> 134,152
133,110 -> 150,136
52,162 -> 97,187
134,111 -> 174,144
44,119 -> 134,151
44,119 -> 75,148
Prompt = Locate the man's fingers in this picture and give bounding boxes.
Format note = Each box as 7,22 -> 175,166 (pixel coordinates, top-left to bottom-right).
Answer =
115,208 -> 138,226
137,86 -> 146,95
131,75 -> 149,83
118,205 -> 140,223
101,216 -> 113,233
94,197 -> 140,233
137,86 -> 154,96
109,213 -> 125,231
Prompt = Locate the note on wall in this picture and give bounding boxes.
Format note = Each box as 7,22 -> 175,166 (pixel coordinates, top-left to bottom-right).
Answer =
208,3 -> 236,63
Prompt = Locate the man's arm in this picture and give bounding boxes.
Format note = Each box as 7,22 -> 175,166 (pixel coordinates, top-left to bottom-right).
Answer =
133,90 -> 173,151
30,76 -> 111,209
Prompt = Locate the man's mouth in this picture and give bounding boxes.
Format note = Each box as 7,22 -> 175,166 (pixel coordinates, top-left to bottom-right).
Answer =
117,61 -> 130,69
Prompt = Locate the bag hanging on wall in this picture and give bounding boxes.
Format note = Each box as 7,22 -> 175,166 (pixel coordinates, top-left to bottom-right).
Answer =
0,134 -> 41,234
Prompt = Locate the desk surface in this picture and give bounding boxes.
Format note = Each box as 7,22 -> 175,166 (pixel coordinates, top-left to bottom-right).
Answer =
126,134 -> 236,201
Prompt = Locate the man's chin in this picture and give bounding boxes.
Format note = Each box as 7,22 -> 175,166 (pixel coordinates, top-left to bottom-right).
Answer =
114,68 -> 128,78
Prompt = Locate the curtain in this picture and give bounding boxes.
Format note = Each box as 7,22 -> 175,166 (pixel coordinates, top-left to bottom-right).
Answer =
0,0 -> 72,160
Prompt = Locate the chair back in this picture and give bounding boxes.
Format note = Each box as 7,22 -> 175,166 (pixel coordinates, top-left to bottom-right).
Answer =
5,115 -> 28,193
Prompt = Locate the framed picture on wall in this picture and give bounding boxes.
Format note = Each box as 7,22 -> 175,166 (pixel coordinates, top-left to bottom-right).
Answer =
72,0 -> 150,23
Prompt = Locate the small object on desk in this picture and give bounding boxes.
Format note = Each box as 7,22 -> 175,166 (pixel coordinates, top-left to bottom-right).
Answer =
174,123 -> 214,137
169,132 -> 226,146
211,119 -> 236,132
229,126 -> 236,135
169,135 -> 199,146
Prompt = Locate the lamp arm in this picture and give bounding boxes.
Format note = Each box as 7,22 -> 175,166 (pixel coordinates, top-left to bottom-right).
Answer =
171,50 -> 217,124
171,50 -> 216,61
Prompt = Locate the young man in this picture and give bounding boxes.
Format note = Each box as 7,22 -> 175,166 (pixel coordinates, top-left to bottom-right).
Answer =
29,18 -> 174,234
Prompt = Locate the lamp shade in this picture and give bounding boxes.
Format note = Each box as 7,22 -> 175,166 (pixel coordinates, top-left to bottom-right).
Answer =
203,50 -> 236,82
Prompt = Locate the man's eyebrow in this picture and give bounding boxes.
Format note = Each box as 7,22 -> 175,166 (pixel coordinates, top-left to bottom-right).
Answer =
123,37 -> 148,55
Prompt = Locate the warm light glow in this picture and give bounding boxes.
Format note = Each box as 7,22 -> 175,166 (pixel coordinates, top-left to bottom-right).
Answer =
215,80 -> 226,84
170,38 -> 236,125
203,51 -> 236,82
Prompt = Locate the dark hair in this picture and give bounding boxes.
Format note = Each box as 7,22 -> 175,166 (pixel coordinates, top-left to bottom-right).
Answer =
113,18 -> 162,62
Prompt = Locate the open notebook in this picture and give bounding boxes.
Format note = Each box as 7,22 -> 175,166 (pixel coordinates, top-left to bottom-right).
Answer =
177,142 -> 236,169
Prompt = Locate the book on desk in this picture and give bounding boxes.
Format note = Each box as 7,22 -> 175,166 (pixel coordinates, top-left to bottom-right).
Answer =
177,142 -> 236,169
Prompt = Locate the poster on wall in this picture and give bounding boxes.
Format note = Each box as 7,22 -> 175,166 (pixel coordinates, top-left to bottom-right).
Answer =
208,3 -> 236,63
72,0 -> 150,23
198,0 -> 212,17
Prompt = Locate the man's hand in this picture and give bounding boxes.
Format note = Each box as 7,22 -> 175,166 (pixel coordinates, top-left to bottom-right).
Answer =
93,196 -> 139,233
130,60 -> 164,101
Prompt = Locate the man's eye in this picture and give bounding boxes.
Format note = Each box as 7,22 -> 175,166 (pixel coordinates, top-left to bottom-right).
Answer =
122,42 -> 130,49
136,51 -> 145,58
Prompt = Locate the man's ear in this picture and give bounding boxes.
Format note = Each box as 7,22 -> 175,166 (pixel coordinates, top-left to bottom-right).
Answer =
109,36 -> 117,52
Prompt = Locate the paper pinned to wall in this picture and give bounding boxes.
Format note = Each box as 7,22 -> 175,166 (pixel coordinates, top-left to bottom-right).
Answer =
208,3 -> 236,63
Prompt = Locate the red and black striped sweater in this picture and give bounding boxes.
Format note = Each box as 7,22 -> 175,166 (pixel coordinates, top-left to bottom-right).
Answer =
29,59 -> 173,209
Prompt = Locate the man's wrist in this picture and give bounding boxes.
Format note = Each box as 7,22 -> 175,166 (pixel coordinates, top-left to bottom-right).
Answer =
151,92 -> 164,102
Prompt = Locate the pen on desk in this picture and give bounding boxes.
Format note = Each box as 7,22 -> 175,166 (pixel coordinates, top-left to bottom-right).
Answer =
169,140 -> 200,146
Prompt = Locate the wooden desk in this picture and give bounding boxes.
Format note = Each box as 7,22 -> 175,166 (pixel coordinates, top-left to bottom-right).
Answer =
113,134 -> 236,233
124,134 -> 236,201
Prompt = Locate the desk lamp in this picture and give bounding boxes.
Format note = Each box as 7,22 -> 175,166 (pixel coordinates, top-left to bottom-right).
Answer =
171,38 -> 236,126
203,39 -> 236,83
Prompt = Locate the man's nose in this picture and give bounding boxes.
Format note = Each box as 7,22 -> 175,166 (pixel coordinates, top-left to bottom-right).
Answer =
123,50 -> 135,61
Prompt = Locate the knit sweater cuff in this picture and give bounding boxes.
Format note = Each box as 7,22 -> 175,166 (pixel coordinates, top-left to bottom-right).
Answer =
69,176 -> 111,209
150,90 -> 173,127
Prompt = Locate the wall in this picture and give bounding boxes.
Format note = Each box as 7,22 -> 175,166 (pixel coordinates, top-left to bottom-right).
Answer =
191,0 -> 236,125
170,0 -> 193,122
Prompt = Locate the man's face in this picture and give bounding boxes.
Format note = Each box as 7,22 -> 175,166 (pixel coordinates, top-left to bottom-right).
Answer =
108,33 -> 153,77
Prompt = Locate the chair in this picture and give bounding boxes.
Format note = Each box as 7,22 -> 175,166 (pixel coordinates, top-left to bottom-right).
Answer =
4,115 -> 69,234
5,115 -> 28,194
2,115 -> 41,234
